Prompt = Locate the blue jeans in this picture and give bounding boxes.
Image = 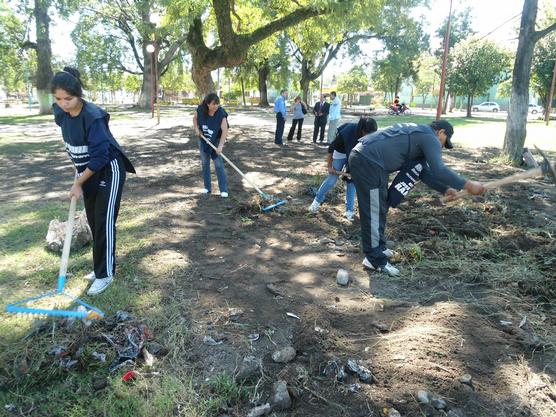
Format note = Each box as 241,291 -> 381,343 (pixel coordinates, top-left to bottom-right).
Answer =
199,143 -> 228,193
314,157 -> 356,211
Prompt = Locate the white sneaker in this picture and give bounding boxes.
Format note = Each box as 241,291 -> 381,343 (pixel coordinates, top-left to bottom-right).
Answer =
362,257 -> 375,270
377,262 -> 400,276
383,249 -> 396,258
83,271 -> 95,281
345,210 -> 354,221
308,199 -> 321,213
220,192 -> 229,198
200,188 -> 210,194
87,277 -> 113,295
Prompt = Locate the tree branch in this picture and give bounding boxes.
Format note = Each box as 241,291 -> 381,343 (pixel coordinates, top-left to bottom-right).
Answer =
533,21 -> 556,42
241,6 -> 324,47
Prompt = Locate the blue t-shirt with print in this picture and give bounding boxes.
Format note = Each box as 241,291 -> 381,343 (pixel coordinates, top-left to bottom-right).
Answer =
196,105 -> 228,158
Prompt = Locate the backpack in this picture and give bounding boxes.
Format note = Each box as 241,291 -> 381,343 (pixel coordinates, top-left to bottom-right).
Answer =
301,104 -> 307,114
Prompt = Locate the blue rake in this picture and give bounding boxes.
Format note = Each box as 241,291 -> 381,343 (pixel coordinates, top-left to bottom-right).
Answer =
199,135 -> 287,212
6,196 -> 104,321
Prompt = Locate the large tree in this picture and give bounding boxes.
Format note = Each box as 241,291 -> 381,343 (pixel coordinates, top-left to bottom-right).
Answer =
186,0 -> 336,96
371,13 -> 429,100
20,0 -> 54,114
337,65 -> 369,105
502,0 -> 556,165
446,38 -> 510,117
73,0 -> 200,109
0,0 -> 28,96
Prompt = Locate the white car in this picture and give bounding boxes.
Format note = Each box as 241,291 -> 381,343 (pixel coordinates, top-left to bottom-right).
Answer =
528,104 -> 543,114
472,102 -> 500,112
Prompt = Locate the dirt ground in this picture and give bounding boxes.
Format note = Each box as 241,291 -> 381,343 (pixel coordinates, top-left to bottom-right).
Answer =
2,108 -> 555,417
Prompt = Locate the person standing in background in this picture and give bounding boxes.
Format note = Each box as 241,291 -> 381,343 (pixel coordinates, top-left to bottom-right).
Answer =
287,96 -> 307,142
274,89 -> 288,146
312,94 -> 330,144
327,91 -> 341,144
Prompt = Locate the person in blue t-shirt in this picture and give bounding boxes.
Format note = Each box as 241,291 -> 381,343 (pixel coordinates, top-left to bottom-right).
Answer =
193,93 -> 229,197
274,89 -> 288,146
51,67 -> 135,296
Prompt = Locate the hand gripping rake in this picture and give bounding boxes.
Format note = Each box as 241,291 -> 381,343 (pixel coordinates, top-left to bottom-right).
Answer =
198,134 -> 287,211
6,196 -> 104,321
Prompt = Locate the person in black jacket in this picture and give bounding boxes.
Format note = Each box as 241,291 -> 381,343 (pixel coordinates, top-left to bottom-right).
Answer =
51,67 -> 135,295
312,94 -> 330,143
308,117 -> 378,220
349,120 -> 486,276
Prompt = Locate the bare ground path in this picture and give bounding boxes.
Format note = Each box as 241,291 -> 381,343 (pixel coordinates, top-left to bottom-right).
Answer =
1,108 -> 555,417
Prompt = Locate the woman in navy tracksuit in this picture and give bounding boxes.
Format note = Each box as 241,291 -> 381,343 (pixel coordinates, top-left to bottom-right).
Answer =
51,67 -> 135,295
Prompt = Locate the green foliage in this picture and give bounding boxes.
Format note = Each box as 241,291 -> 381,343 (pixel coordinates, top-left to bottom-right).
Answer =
446,38 -> 511,102
337,65 -> 368,103
371,12 -> 429,97
0,0 -> 30,93
414,53 -> 438,105
435,7 -> 476,55
531,32 -> 556,107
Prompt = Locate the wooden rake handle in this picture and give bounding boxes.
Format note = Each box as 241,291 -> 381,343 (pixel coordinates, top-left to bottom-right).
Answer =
197,134 -> 268,198
57,195 -> 77,291
446,166 -> 545,202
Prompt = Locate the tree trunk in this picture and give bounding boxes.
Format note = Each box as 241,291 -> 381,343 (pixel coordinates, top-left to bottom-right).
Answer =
240,75 -> 246,106
34,0 -> 53,115
258,63 -> 270,106
139,49 -> 158,110
466,94 -> 472,118
502,2 -> 536,164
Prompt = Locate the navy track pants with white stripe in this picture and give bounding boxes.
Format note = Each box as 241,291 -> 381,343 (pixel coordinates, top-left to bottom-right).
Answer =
349,150 -> 389,268
83,157 -> 126,279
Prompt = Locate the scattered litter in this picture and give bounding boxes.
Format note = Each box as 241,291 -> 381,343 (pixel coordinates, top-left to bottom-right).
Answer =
115,311 -> 134,322
4,404 -> 16,412
519,315 -> 527,328
227,307 -> 244,319
347,383 -> 361,393
203,335 -> 223,346
59,358 -> 78,369
122,370 -> 137,382
108,326 -> 146,372
247,333 -> 260,342
142,347 -> 155,367
49,346 -> 66,356
92,352 -> 106,362
499,320 -> 512,327
314,326 -> 328,334
286,312 -> 300,320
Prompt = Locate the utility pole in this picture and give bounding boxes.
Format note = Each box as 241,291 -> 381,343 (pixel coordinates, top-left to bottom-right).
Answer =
436,0 -> 453,120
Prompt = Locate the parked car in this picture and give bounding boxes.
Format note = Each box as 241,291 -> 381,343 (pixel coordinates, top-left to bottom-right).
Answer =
472,102 -> 500,112
528,104 -> 544,114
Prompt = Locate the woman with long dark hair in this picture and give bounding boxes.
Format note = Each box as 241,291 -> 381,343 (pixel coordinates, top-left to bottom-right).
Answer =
51,67 -> 135,295
193,93 -> 229,197
308,117 -> 378,221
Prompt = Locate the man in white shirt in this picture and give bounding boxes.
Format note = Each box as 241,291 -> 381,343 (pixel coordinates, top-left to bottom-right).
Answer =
327,91 -> 341,143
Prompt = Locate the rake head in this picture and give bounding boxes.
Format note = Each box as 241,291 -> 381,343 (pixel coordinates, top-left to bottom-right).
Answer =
6,279 -> 105,320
